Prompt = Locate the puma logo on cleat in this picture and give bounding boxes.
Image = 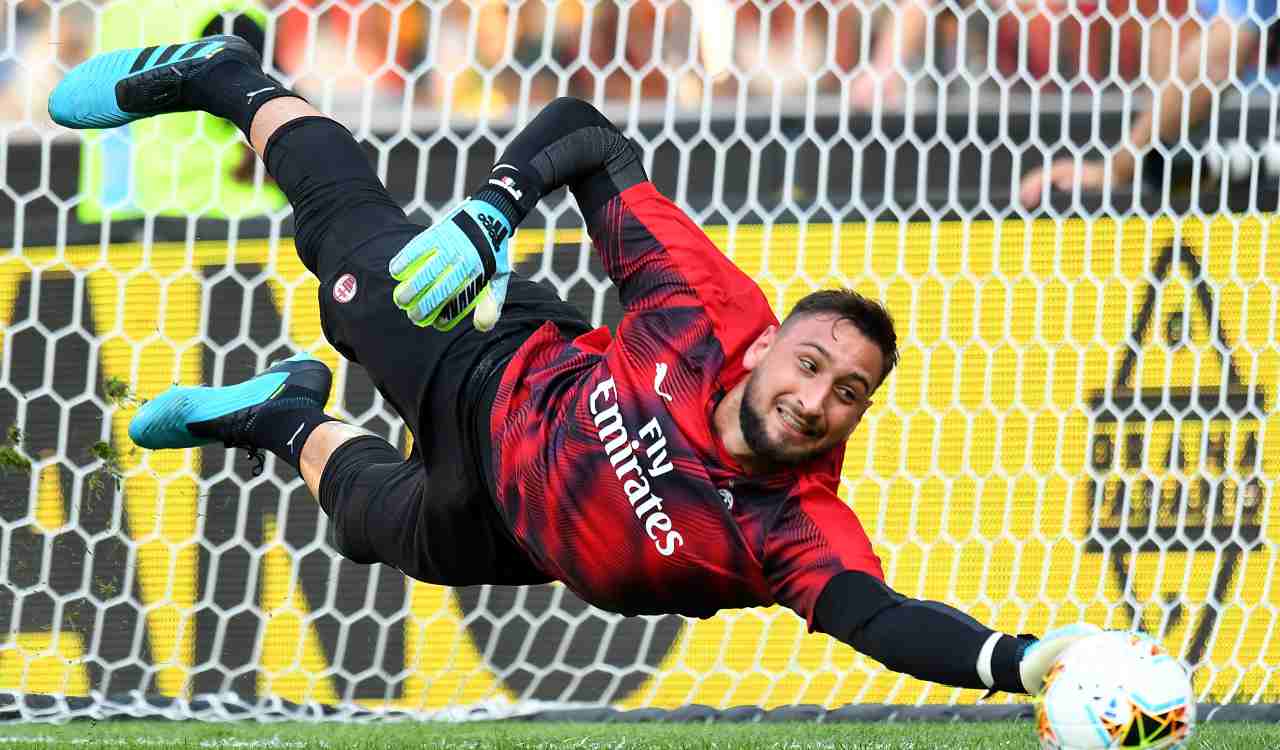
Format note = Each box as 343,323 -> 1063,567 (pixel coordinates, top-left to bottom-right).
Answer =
285,422 -> 306,453
477,213 -> 509,247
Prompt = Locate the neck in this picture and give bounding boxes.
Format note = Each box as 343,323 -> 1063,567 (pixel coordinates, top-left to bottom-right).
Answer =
712,380 -> 767,474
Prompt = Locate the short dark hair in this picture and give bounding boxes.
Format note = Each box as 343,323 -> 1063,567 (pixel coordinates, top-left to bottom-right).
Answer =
781,289 -> 899,386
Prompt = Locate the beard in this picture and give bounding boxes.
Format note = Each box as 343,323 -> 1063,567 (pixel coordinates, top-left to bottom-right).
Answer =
738,369 -> 826,468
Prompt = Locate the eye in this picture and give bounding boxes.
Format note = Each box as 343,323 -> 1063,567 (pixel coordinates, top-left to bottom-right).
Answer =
837,387 -> 861,405
798,358 -> 816,373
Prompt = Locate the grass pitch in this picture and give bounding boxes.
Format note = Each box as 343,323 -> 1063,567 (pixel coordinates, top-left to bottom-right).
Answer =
0,720 -> 1276,749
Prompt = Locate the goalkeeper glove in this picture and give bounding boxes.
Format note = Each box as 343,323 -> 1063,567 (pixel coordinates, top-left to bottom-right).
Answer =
1018,622 -> 1103,694
389,198 -> 512,331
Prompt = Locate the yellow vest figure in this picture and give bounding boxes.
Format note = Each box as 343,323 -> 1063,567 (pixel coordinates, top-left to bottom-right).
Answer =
77,0 -> 286,222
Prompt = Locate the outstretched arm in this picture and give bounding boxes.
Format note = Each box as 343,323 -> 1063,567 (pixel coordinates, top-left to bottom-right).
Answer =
767,490 -> 1094,694
815,571 -> 1030,692
815,571 -> 1096,694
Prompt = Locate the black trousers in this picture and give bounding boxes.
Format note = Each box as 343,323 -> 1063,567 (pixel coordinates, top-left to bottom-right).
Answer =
263,116 -> 590,585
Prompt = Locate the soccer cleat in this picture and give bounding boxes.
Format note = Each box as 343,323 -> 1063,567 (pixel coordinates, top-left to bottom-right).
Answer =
48,34 -> 260,130
128,353 -> 331,473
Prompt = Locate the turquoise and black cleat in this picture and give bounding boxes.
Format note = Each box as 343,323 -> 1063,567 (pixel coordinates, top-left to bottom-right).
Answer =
48,34 -> 261,130
128,353 -> 331,473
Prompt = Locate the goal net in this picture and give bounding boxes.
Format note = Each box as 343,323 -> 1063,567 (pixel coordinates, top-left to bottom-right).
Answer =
1,0 -> 1277,720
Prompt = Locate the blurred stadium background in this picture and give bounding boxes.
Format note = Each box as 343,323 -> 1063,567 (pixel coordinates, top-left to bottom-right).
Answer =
0,0 -> 1278,729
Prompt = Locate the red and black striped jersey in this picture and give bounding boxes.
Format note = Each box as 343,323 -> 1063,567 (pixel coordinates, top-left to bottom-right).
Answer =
490,182 -> 883,625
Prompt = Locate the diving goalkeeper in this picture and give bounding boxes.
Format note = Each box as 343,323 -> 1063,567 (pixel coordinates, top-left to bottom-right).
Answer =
50,35 -> 1096,697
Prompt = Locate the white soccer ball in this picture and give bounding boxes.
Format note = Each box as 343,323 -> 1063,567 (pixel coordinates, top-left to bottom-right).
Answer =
1035,630 -> 1195,750
1226,140 -> 1254,181
1263,142 -> 1280,176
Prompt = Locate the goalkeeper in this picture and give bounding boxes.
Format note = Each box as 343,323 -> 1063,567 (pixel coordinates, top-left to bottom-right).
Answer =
50,35 -> 1095,697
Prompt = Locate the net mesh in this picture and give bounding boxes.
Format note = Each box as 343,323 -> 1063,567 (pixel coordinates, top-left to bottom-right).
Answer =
0,0 -> 1278,720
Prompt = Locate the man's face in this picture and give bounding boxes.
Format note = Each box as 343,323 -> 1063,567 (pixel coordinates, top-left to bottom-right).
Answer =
738,314 -> 885,468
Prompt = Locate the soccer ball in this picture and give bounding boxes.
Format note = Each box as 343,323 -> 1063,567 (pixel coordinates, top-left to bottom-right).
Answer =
1035,631 -> 1195,750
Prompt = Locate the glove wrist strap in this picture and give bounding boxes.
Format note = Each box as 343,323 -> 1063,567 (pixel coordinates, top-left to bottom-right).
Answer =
976,632 -> 1002,689
990,633 -> 1036,695
472,186 -> 524,230
474,162 -> 541,229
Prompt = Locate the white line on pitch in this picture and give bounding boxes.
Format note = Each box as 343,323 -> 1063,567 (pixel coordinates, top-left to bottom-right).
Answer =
0,737 -> 325,748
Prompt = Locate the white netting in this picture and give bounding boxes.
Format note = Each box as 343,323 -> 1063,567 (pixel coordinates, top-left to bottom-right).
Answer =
0,0 -> 1278,721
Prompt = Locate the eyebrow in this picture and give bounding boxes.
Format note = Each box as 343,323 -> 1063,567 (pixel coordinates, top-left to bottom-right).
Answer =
798,341 -> 873,393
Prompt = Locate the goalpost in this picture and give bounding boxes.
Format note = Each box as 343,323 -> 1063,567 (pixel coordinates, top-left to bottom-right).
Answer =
0,0 -> 1277,720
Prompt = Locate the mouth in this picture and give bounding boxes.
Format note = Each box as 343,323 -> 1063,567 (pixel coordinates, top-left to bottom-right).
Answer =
776,406 -> 816,439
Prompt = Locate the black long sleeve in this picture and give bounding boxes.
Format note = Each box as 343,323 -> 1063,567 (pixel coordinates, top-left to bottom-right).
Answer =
814,571 -> 1032,694
471,97 -> 648,228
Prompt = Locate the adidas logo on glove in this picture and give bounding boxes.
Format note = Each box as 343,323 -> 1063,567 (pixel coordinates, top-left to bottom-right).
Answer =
478,213 -> 509,247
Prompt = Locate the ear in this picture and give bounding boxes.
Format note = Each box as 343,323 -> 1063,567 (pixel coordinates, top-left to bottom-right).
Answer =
742,325 -> 778,371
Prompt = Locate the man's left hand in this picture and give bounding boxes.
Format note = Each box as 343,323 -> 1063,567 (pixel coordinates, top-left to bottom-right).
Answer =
389,198 -> 512,331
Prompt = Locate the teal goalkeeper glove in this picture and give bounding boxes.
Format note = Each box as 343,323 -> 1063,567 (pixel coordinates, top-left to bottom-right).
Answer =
1019,622 -> 1102,694
389,198 -> 512,331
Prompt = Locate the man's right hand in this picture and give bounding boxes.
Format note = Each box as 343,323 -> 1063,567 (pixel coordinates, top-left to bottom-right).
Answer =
1018,623 -> 1102,694
851,70 -> 905,111
1018,157 -> 1131,208
389,198 -> 513,332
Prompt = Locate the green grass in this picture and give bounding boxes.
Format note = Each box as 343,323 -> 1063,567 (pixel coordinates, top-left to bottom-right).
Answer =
0,720 -> 1276,749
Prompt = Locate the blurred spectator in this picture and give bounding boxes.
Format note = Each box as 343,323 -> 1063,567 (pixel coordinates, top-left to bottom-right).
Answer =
851,0 -> 960,109
1018,0 -> 1274,206
421,0 -> 861,115
508,1 -> 697,108
1108,0 -> 1191,82
274,0 -> 428,109
851,0 -> 1104,109
208,1 -> 868,116
851,0 -> 1193,110
511,1 -> 595,104
77,1 -> 286,222
0,1 -> 90,127
727,2 -> 832,98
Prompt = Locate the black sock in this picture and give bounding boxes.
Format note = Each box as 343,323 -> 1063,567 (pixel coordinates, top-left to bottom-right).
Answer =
245,386 -> 337,472
183,57 -> 298,136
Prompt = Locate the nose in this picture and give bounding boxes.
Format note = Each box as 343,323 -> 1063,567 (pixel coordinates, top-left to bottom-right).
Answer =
796,384 -> 825,418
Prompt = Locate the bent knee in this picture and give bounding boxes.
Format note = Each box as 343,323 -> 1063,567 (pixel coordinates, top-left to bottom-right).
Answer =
317,435 -> 416,565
